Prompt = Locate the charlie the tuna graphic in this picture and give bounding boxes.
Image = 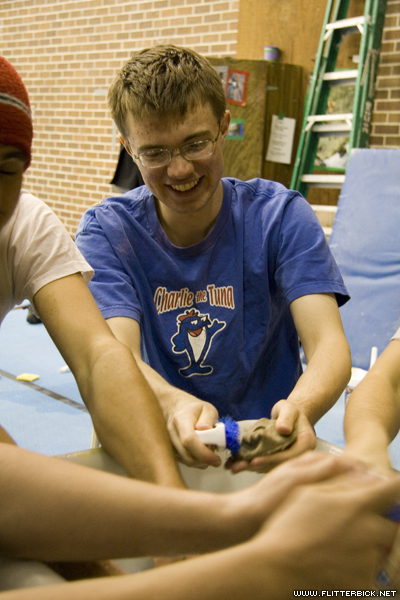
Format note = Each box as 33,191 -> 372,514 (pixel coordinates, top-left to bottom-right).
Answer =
171,309 -> 225,377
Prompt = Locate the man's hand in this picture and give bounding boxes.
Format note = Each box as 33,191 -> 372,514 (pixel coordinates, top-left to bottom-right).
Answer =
226,451 -> 368,538
107,315 -> 221,470
166,392 -> 221,468
254,467 -> 400,591
227,400 -> 316,474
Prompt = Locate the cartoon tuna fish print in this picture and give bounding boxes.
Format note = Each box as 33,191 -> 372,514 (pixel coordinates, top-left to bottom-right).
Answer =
171,308 -> 225,377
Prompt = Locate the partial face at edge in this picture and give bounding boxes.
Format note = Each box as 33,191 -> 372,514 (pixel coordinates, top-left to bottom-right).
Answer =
0,146 -> 26,230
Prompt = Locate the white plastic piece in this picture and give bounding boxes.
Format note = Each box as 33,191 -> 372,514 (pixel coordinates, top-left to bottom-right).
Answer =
369,346 -> 378,369
91,428 -> 101,449
348,366 -> 368,390
195,422 -> 226,449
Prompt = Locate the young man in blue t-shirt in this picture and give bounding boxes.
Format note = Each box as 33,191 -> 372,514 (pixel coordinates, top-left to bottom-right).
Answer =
76,45 -> 351,474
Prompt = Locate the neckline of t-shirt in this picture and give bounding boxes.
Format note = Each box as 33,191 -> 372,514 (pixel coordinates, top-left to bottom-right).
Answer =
145,179 -> 232,257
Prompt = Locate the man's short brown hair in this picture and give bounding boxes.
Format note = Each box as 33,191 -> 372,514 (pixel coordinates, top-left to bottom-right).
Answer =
108,45 -> 226,138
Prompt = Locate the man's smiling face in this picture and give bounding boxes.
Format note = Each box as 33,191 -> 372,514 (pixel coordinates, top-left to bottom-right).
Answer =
123,103 -> 230,226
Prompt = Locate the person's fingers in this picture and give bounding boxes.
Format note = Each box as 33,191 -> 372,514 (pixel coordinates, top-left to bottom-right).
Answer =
263,451 -> 367,485
230,453 -> 370,529
245,429 -> 317,472
254,470 -> 400,591
195,402 -> 219,428
170,427 -> 222,467
168,405 -> 221,467
271,399 -> 299,435
363,474 -> 400,524
227,430 -> 315,474
225,458 -> 252,473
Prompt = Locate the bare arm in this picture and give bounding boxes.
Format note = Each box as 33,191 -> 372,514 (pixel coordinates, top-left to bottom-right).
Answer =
33,273 -> 183,487
345,338 -> 400,472
1,449 -> 398,600
107,316 -> 221,468
0,445 -> 357,561
231,293 -> 351,473
287,292 -> 351,423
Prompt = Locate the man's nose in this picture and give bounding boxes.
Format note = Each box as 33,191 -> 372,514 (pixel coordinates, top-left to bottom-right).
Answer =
167,150 -> 195,178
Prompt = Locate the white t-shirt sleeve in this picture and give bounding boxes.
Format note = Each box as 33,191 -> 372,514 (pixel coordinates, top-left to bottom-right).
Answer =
392,326 -> 400,341
9,191 -> 93,306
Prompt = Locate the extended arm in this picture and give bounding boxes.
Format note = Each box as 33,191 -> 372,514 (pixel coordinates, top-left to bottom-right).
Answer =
107,315 -> 221,468
231,293 -> 351,473
0,446 -> 357,561
0,446 -> 398,599
33,273 -> 184,487
344,338 -> 400,472
287,292 -> 351,423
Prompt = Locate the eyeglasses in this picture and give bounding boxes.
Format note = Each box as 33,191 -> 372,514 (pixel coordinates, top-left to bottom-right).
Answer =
133,131 -> 220,169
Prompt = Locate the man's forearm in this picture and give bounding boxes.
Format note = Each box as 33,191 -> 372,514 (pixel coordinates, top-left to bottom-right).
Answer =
0,540 -> 285,600
76,341 -> 185,487
344,339 -> 400,470
289,293 -> 352,425
287,338 -> 351,425
0,445 -> 256,562
344,371 -> 400,470
33,276 -> 184,488
130,354 -> 186,418
3,457 -> 395,600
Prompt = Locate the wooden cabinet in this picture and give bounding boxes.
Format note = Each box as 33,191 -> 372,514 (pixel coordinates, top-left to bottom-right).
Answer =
209,57 -> 303,188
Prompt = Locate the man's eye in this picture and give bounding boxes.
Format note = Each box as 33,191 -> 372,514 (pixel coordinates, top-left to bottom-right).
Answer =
144,150 -> 165,159
187,141 -> 208,153
0,158 -> 25,175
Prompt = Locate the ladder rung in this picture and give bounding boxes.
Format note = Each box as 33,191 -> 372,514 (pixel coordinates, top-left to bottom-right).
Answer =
312,122 -> 352,133
301,174 -> 346,188
310,205 -> 338,213
323,69 -> 359,81
306,113 -> 353,131
324,16 -> 370,40
323,226 -> 333,237
326,16 -> 366,30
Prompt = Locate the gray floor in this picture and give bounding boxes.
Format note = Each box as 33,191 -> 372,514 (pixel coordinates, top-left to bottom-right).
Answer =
1,305 -> 400,468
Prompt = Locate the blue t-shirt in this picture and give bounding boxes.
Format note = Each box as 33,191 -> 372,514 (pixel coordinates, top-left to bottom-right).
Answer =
76,178 -> 349,420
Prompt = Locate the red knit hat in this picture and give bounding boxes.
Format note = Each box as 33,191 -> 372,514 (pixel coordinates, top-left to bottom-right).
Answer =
0,56 -> 33,170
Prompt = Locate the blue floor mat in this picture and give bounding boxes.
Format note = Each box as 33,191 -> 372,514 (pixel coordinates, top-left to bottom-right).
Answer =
0,307 -> 92,455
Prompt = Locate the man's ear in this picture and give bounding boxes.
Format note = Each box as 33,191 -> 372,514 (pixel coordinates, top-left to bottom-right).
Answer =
120,135 -> 133,157
220,110 -> 231,139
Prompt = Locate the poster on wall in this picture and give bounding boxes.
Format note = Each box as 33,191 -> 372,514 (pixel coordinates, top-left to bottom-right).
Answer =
213,65 -> 229,91
266,115 -> 296,165
227,118 -> 244,140
225,69 -> 249,106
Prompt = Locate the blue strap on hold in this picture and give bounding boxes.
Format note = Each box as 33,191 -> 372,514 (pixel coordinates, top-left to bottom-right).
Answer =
219,416 -> 241,455
377,502 -> 400,588
385,502 -> 400,523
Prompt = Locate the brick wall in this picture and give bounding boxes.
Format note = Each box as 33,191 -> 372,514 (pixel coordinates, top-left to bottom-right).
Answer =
371,0 -> 400,147
1,0 -> 239,235
1,1 -> 398,234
